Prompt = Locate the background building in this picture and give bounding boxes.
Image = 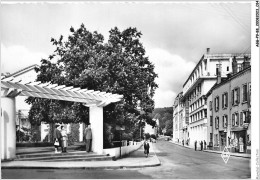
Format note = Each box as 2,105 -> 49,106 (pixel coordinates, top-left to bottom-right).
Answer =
181,48 -> 250,146
206,56 -> 251,153
172,92 -> 184,142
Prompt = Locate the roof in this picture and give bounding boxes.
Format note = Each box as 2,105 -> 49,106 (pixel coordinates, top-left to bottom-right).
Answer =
1,76 -> 123,107
205,66 -> 251,98
183,53 -> 251,87
7,64 -> 39,78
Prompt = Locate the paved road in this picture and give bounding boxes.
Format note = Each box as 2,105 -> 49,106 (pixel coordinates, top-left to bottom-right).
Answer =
137,139 -> 251,179
1,140 -> 250,179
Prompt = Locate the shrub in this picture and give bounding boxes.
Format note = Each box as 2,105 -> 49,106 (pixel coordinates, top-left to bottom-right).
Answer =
67,123 -> 79,146
150,134 -> 156,140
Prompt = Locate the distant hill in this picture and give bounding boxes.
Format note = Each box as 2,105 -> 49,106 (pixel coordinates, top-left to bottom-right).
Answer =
152,107 -> 173,136
152,107 -> 173,119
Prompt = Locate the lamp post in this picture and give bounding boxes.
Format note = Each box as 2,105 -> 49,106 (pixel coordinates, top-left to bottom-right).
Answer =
116,125 -> 125,158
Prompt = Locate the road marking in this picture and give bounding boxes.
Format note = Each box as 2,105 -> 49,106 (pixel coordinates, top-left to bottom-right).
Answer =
221,146 -> 230,164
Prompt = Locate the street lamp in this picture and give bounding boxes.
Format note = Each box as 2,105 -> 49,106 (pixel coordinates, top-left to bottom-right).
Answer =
116,125 -> 125,158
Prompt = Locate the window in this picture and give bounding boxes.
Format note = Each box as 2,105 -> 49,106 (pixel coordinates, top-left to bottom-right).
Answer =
198,83 -> 201,93
242,84 -> 248,102
215,96 -> 219,112
222,92 -> 228,109
248,82 -> 251,107
215,116 -> 219,129
241,110 -> 251,124
235,112 -> 239,126
240,112 -> 243,125
210,116 -> 213,126
232,113 -> 235,126
223,115 -> 228,128
232,87 -> 240,106
216,64 -> 220,76
210,101 -> 212,110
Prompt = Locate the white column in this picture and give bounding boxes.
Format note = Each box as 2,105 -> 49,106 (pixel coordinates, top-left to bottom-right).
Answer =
1,97 -> 16,160
89,106 -> 103,154
79,123 -> 83,142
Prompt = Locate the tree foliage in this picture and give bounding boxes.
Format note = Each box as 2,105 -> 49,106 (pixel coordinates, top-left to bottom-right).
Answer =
151,107 -> 173,135
26,24 -> 158,130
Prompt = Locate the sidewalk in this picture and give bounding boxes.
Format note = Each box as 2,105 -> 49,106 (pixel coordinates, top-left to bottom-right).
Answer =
1,144 -> 161,169
169,141 -> 251,158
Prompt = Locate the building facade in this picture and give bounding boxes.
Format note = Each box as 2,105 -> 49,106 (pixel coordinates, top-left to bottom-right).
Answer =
206,57 -> 251,153
181,48 -> 250,146
172,92 -> 185,142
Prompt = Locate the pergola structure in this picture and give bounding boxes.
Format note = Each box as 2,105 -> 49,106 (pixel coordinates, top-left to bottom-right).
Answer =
1,76 -> 123,160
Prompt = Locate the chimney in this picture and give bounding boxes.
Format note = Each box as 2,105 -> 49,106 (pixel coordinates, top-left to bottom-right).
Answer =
206,48 -> 210,54
232,56 -> 237,74
242,56 -> 250,69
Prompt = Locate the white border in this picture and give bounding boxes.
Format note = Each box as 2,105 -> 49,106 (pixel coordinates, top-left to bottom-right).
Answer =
251,1 -> 260,179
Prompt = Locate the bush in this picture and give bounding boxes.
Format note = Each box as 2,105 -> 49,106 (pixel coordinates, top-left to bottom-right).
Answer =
16,130 -> 30,142
67,123 -> 79,146
30,125 -> 41,142
144,133 -> 150,140
151,134 -> 156,140
16,142 -> 53,147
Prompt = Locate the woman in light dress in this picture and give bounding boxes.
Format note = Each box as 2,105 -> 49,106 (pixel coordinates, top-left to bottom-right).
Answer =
60,125 -> 68,153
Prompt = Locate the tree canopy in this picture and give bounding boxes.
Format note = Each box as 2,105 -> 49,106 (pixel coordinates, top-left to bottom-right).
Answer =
151,107 -> 173,135
26,24 -> 158,132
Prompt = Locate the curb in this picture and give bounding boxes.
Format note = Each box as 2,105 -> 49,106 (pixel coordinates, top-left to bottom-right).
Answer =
1,162 -> 161,170
151,143 -> 162,166
2,145 -> 161,170
169,141 -> 251,159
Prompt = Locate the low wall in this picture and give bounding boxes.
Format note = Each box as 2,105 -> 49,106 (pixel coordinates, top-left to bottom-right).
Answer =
103,141 -> 142,159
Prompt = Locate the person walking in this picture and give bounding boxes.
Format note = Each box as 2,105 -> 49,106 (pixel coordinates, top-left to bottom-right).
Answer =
60,125 -> 68,153
84,124 -> 92,153
144,139 -> 150,158
182,139 -> 184,146
200,140 -> 203,151
194,140 -> 197,151
54,124 -> 62,153
204,140 -> 207,150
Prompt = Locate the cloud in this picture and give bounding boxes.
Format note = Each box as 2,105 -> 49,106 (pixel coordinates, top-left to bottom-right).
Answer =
147,48 -> 196,108
1,44 -> 47,74
153,89 -> 176,108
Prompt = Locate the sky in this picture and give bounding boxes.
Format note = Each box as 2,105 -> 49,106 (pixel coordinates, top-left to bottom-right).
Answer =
0,1 -> 251,108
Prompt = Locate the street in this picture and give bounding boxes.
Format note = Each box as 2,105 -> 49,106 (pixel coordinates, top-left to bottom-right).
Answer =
1,139 -> 251,179
138,139 -> 251,179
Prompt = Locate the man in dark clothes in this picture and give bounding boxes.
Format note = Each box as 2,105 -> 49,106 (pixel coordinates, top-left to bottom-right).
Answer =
195,140 -> 197,151
144,139 -> 150,158
200,140 -> 203,151
54,124 -> 62,153
204,140 -> 207,150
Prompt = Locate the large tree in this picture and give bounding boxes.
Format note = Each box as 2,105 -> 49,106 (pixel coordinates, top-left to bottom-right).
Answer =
26,24 -> 158,135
